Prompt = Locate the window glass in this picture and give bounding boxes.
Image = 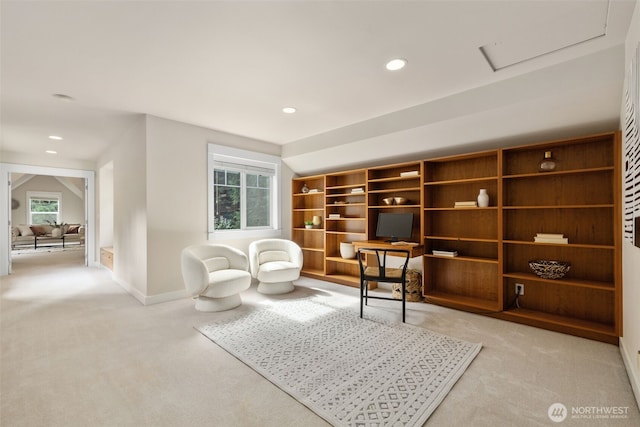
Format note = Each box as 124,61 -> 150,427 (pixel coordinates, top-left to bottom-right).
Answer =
213,170 -> 241,230
246,173 -> 270,227
208,144 -> 281,238
29,196 -> 60,224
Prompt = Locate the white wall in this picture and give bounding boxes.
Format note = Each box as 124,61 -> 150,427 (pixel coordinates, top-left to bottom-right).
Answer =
143,115 -> 291,300
97,115 -> 149,301
621,0 -> 640,410
98,163 -> 114,248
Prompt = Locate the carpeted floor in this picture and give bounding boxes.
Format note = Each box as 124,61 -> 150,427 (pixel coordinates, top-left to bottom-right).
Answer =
1,250 -> 639,426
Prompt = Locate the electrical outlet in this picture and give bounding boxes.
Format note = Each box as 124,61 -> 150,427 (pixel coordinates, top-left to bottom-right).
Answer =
515,283 -> 524,296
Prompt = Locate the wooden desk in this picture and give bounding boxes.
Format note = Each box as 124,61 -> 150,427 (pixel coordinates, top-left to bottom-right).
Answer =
352,240 -> 424,257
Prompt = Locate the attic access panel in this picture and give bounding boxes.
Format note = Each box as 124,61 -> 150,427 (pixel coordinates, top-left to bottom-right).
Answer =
479,0 -> 609,71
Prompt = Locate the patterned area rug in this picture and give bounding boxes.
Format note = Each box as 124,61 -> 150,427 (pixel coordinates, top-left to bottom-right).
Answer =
12,246 -> 84,255
196,298 -> 481,426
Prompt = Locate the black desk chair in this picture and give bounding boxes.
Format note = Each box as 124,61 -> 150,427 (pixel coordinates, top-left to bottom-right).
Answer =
357,248 -> 410,322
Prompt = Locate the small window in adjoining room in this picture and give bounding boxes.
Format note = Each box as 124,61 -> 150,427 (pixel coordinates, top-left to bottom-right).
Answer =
208,144 -> 281,239
27,191 -> 62,224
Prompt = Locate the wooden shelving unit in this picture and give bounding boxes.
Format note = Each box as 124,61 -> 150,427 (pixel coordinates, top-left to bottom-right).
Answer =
324,169 -> 367,286
422,150 -> 501,312
291,175 -> 325,279
367,161 -> 423,244
292,131 -> 622,343
498,132 -> 621,343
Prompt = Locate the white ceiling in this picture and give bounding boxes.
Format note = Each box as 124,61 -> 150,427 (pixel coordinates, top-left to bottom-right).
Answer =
0,0 -> 636,174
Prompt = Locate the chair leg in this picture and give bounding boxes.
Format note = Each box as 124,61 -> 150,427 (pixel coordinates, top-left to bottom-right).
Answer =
402,282 -> 406,323
364,280 -> 368,306
359,279 -> 364,318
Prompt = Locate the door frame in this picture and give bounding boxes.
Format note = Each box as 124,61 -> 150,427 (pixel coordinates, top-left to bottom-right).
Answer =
1,163 -> 96,275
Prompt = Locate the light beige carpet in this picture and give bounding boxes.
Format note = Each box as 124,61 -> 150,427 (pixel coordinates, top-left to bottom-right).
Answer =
1,249 -> 639,426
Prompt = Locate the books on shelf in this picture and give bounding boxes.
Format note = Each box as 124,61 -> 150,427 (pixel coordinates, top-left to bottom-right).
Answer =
328,213 -> 341,219
307,188 -> 320,193
350,188 -> 365,194
534,233 -> 568,244
454,201 -> 478,208
432,250 -> 458,257
534,237 -> 568,244
400,170 -> 419,177
536,233 -> 564,239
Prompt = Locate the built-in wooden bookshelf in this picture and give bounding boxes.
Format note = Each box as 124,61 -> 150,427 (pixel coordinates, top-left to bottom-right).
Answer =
293,131 -> 622,343
324,169 -> 367,286
498,132 -> 621,343
422,150 -> 501,312
367,161 -> 424,244
291,175 -> 325,279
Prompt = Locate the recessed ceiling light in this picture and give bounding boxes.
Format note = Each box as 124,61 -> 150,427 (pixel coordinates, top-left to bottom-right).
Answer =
52,93 -> 75,102
385,58 -> 407,71
45,150 -> 58,154
48,135 -> 63,140
282,107 -> 297,114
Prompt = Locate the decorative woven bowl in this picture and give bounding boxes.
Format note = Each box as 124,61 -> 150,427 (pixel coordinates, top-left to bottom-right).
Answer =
529,260 -> 571,279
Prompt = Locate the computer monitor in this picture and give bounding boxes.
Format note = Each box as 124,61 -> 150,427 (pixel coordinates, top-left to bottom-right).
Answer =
375,212 -> 413,242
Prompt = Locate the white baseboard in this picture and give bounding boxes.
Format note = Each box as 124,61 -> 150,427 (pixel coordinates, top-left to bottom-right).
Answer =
111,274 -> 146,305
620,337 -> 640,411
144,288 -> 188,305
110,272 -> 187,306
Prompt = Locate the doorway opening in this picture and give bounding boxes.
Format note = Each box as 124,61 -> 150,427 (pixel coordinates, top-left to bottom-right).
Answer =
1,163 -> 95,275
11,174 -> 87,267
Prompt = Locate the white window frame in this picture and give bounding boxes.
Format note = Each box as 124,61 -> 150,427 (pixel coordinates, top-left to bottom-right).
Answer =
207,144 -> 281,240
27,191 -> 62,225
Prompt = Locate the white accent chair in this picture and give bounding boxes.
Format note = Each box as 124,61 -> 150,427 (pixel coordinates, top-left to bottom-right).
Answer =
181,244 -> 252,312
249,239 -> 303,294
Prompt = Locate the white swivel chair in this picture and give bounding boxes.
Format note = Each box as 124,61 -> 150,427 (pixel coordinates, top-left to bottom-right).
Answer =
249,239 -> 303,294
181,244 -> 252,312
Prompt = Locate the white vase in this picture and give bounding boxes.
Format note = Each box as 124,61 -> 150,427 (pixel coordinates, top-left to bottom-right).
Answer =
340,242 -> 356,259
477,189 -> 489,208
51,228 -> 62,238
312,215 -> 321,227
